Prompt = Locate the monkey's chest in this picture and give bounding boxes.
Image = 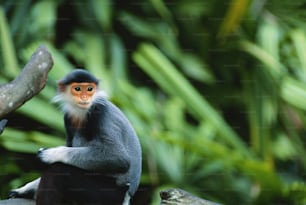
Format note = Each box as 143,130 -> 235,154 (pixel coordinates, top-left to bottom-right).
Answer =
72,132 -> 90,147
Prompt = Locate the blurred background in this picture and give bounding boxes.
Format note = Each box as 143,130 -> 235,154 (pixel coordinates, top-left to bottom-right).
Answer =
1,0 -> 306,204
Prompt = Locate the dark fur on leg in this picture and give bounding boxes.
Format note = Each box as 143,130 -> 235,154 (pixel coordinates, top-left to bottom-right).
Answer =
36,163 -> 128,205
9,190 -> 35,199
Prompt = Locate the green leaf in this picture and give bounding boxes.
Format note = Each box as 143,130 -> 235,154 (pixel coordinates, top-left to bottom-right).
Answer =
1,128 -> 64,153
109,34 -> 127,93
17,97 -> 64,132
29,1 -> 57,39
257,14 -> 280,61
290,29 -> 306,80
133,43 -> 250,156
2,141 -> 41,153
119,12 -> 161,40
90,0 -> 112,30
281,77 -> 306,110
240,40 -> 286,79
273,133 -> 297,160
179,54 -> 214,83
0,7 -> 19,77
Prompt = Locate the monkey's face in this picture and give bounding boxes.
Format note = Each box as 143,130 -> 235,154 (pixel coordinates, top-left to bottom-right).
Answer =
69,83 -> 97,109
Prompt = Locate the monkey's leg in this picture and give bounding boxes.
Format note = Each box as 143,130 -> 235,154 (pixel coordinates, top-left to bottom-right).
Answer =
36,162 -> 128,205
35,163 -> 66,205
9,178 -> 40,199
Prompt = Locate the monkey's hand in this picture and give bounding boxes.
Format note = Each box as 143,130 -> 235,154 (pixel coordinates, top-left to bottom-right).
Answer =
37,146 -> 69,164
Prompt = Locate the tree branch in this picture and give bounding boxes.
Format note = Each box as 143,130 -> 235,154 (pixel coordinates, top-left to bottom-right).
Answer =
160,188 -> 222,205
0,45 -> 53,118
0,198 -> 34,205
0,46 -> 52,203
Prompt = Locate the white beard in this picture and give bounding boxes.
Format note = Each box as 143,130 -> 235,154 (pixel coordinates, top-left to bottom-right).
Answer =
52,89 -> 108,121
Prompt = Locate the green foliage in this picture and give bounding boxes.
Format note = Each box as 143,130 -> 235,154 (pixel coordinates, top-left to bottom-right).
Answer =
1,0 -> 306,204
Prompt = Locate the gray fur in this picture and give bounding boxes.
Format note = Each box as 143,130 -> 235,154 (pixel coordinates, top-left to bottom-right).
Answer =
40,93 -> 142,197
11,81 -> 141,204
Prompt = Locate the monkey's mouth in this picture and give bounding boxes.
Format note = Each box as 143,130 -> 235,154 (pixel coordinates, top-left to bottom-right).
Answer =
79,102 -> 89,105
78,102 -> 90,108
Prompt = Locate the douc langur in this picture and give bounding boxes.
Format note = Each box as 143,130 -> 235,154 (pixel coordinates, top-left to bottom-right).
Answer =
9,69 -> 142,205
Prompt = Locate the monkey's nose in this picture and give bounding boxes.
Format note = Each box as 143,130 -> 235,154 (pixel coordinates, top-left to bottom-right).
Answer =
80,94 -> 88,100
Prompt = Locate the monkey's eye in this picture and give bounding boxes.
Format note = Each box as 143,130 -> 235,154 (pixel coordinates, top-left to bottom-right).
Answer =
74,87 -> 81,92
87,87 -> 94,92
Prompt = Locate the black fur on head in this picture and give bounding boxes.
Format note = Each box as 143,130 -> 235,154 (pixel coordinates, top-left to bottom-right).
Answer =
59,69 -> 99,85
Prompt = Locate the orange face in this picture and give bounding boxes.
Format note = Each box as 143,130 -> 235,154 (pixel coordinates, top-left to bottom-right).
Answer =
69,82 -> 96,109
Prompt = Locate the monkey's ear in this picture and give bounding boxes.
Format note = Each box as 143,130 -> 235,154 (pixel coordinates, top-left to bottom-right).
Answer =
57,82 -> 66,92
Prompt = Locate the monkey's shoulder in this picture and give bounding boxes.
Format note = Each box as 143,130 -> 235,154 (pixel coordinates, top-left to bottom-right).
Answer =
90,99 -> 128,120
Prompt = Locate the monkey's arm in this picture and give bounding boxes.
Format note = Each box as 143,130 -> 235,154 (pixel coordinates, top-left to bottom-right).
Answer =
37,144 -> 130,173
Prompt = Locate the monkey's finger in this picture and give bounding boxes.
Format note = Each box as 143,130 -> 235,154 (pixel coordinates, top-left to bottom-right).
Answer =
0,119 -> 8,135
38,148 -> 47,153
8,191 -> 18,198
37,148 -> 47,162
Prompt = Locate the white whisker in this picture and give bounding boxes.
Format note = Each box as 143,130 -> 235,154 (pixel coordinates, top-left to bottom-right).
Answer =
52,89 -> 109,121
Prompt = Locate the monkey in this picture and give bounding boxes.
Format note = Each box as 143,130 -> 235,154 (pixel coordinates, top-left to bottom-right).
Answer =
9,69 -> 142,205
